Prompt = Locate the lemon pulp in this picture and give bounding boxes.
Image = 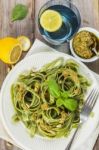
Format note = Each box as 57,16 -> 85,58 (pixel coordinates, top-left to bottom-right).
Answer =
40,10 -> 62,32
17,36 -> 31,51
10,45 -> 22,63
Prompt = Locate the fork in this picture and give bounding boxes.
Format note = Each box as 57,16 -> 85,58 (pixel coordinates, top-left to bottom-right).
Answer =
65,87 -> 99,150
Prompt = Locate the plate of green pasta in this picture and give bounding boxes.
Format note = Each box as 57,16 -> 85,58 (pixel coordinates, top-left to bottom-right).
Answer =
0,52 -> 98,150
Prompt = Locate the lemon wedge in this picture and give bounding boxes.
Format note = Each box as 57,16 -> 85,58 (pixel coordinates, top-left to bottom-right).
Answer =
10,45 -> 22,63
40,10 -> 62,32
17,36 -> 31,51
0,37 -> 22,64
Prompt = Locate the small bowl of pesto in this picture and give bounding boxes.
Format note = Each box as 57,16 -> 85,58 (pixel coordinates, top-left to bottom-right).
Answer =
70,27 -> 99,62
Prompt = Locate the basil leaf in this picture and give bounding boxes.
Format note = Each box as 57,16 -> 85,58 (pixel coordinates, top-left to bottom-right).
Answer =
47,79 -> 60,98
61,91 -> 70,98
56,98 -> 63,107
11,4 -> 28,22
56,98 -> 78,111
63,98 -> 78,111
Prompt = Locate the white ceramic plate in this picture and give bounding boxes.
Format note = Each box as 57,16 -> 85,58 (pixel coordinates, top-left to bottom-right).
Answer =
0,52 -> 99,150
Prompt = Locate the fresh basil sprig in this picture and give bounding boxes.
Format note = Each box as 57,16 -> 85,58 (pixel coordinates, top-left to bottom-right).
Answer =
56,98 -> 78,112
47,79 -> 78,111
47,79 -> 60,98
11,4 -> 28,22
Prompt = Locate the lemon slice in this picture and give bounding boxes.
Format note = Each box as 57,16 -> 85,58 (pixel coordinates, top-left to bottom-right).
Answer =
40,10 -> 62,32
10,45 -> 22,63
17,36 -> 31,51
0,37 -> 22,64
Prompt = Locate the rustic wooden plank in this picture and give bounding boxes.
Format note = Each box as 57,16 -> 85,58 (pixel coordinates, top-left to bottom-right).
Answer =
0,0 -> 34,38
94,138 -> 99,150
34,0 -> 47,40
72,0 -> 99,29
0,0 -> 35,149
0,0 -> 34,88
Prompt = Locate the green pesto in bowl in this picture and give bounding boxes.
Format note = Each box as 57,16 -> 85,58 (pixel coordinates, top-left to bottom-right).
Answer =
73,31 -> 99,59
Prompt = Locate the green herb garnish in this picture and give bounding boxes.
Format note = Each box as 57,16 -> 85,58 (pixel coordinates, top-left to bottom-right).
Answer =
48,79 -> 78,111
11,4 -> 28,22
56,98 -> 78,112
47,79 -> 60,98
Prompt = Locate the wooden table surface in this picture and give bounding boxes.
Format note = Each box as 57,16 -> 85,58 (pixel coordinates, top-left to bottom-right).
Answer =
0,0 -> 99,150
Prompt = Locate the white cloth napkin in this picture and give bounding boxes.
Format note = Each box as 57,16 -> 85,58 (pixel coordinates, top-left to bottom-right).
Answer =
0,39 -> 99,150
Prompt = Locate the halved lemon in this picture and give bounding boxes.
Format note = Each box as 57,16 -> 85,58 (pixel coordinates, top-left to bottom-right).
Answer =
40,10 -> 62,32
17,36 -> 31,51
0,37 -> 22,64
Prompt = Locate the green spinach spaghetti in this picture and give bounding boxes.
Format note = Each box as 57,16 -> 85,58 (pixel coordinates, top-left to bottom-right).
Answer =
11,58 -> 90,138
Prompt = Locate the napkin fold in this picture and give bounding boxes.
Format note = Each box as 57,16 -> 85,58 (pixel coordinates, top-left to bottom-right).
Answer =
0,39 -> 99,150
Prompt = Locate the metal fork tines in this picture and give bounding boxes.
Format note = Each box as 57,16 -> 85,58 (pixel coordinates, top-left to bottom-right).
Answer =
80,88 -> 99,122
65,87 -> 99,150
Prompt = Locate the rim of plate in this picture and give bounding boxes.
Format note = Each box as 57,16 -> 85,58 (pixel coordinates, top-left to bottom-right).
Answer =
0,52 -> 98,150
